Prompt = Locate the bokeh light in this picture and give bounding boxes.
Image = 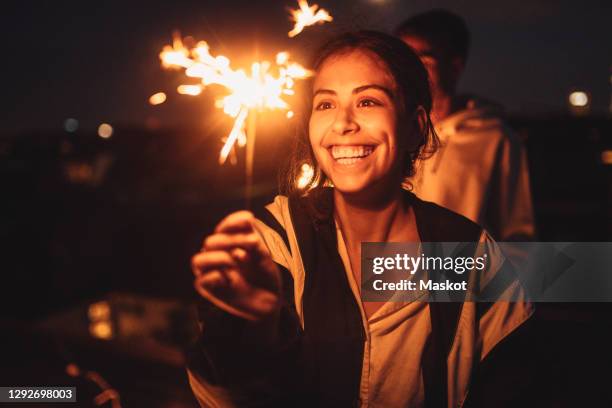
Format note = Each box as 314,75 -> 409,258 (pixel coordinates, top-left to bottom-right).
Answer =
297,163 -> 314,189
89,321 -> 113,340
568,91 -> 588,107
97,123 -> 113,139
64,118 -> 79,132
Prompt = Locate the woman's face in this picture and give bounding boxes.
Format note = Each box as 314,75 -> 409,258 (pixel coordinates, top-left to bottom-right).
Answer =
309,49 -> 407,195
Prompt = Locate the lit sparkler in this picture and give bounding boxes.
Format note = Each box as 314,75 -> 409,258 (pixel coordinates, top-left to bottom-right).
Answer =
288,0 -> 333,38
158,32 -> 312,205
159,34 -> 311,164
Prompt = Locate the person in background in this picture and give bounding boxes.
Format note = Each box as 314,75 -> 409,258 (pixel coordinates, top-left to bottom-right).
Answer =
395,10 -> 535,242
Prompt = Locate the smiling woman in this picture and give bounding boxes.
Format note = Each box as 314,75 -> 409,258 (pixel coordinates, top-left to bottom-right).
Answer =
187,31 -> 534,408
309,50 -> 403,195
285,31 -> 438,198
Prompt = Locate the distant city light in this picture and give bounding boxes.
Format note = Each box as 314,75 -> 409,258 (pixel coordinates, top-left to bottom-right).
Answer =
65,363 -> 80,377
286,110 -> 295,119
89,321 -> 113,340
88,300 -> 113,340
64,162 -> 94,184
97,123 -> 113,139
88,301 -> 111,320
64,118 -> 79,132
602,150 -> 612,165
149,92 -> 167,105
568,91 -> 589,107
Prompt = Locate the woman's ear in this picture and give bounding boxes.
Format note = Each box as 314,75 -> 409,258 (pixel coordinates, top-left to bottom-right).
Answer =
415,106 -> 428,139
405,106 -> 428,152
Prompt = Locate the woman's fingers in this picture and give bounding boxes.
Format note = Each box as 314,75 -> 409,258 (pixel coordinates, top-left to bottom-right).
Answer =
191,250 -> 238,275
214,211 -> 255,234
194,270 -> 279,321
195,269 -> 228,289
191,210 -> 281,321
229,247 -> 249,263
202,232 -> 259,251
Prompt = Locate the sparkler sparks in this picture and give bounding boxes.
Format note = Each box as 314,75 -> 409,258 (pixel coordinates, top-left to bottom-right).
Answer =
148,92 -> 167,105
297,163 -> 314,189
158,33 -> 312,165
288,0 -> 333,38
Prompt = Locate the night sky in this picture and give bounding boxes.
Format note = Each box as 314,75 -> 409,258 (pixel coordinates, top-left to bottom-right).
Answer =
2,0 -> 611,135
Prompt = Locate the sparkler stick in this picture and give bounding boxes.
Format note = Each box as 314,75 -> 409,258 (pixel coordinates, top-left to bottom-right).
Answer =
245,111 -> 257,209
219,107 -> 248,165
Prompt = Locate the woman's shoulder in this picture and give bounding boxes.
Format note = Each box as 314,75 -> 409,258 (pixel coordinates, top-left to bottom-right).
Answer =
251,195 -> 291,234
265,195 -> 290,217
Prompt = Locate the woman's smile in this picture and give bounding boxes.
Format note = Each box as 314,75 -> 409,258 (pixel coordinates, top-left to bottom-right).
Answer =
329,145 -> 376,165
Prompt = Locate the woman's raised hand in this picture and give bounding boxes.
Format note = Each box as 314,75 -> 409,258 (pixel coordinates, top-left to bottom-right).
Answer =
191,211 -> 281,321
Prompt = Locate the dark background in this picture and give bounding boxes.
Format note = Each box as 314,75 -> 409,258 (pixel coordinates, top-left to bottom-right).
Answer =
1,0 -> 611,134
1,1 -> 611,407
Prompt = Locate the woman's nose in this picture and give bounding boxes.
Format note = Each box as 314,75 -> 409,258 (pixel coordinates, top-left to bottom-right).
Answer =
332,107 -> 359,135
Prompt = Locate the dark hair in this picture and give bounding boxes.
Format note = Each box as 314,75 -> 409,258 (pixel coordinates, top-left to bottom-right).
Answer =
394,9 -> 471,62
282,30 -> 439,197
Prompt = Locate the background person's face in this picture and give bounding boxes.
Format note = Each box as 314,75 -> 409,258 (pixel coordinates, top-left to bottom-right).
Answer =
401,35 -> 458,98
308,50 -> 406,195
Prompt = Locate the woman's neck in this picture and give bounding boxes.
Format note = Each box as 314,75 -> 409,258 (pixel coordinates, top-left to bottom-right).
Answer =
333,187 -> 413,244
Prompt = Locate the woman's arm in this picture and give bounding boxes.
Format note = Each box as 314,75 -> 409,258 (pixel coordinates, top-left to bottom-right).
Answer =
186,296 -> 302,407
187,210 -> 304,407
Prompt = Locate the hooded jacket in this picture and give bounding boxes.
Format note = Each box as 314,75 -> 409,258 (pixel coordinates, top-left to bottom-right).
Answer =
186,188 -> 534,407
411,95 -> 535,241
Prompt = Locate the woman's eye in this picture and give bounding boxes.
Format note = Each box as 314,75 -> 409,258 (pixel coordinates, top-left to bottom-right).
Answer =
358,98 -> 380,108
315,101 -> 334,111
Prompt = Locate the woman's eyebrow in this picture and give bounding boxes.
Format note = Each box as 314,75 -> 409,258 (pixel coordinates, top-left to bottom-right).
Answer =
312,84 -> 393,98
313,89 -> 336,97
353,84 -> 393,98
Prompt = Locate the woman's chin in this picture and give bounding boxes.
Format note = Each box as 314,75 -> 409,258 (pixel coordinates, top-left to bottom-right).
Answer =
330,177 -> 373,195
330,172 -> 400,202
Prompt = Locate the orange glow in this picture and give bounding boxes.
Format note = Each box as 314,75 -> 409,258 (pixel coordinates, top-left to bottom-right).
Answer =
288,0 -> 333,38
177,84 -> 203,96
88,301 -> 113,340
297,163 -> 314,189
89,321 -> 113,340
65,363 -> 81,377
148,92 -> 167,105
602,150 -> 612,165
159,32 -> 312,164
88,301 -> 111,320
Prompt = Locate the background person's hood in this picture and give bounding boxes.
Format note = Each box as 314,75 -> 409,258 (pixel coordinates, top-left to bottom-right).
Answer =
438,94 -> 506,135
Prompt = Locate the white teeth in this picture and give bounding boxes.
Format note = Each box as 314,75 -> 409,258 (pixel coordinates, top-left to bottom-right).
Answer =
331,145 -> 374,160
336,157 -> 360,165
